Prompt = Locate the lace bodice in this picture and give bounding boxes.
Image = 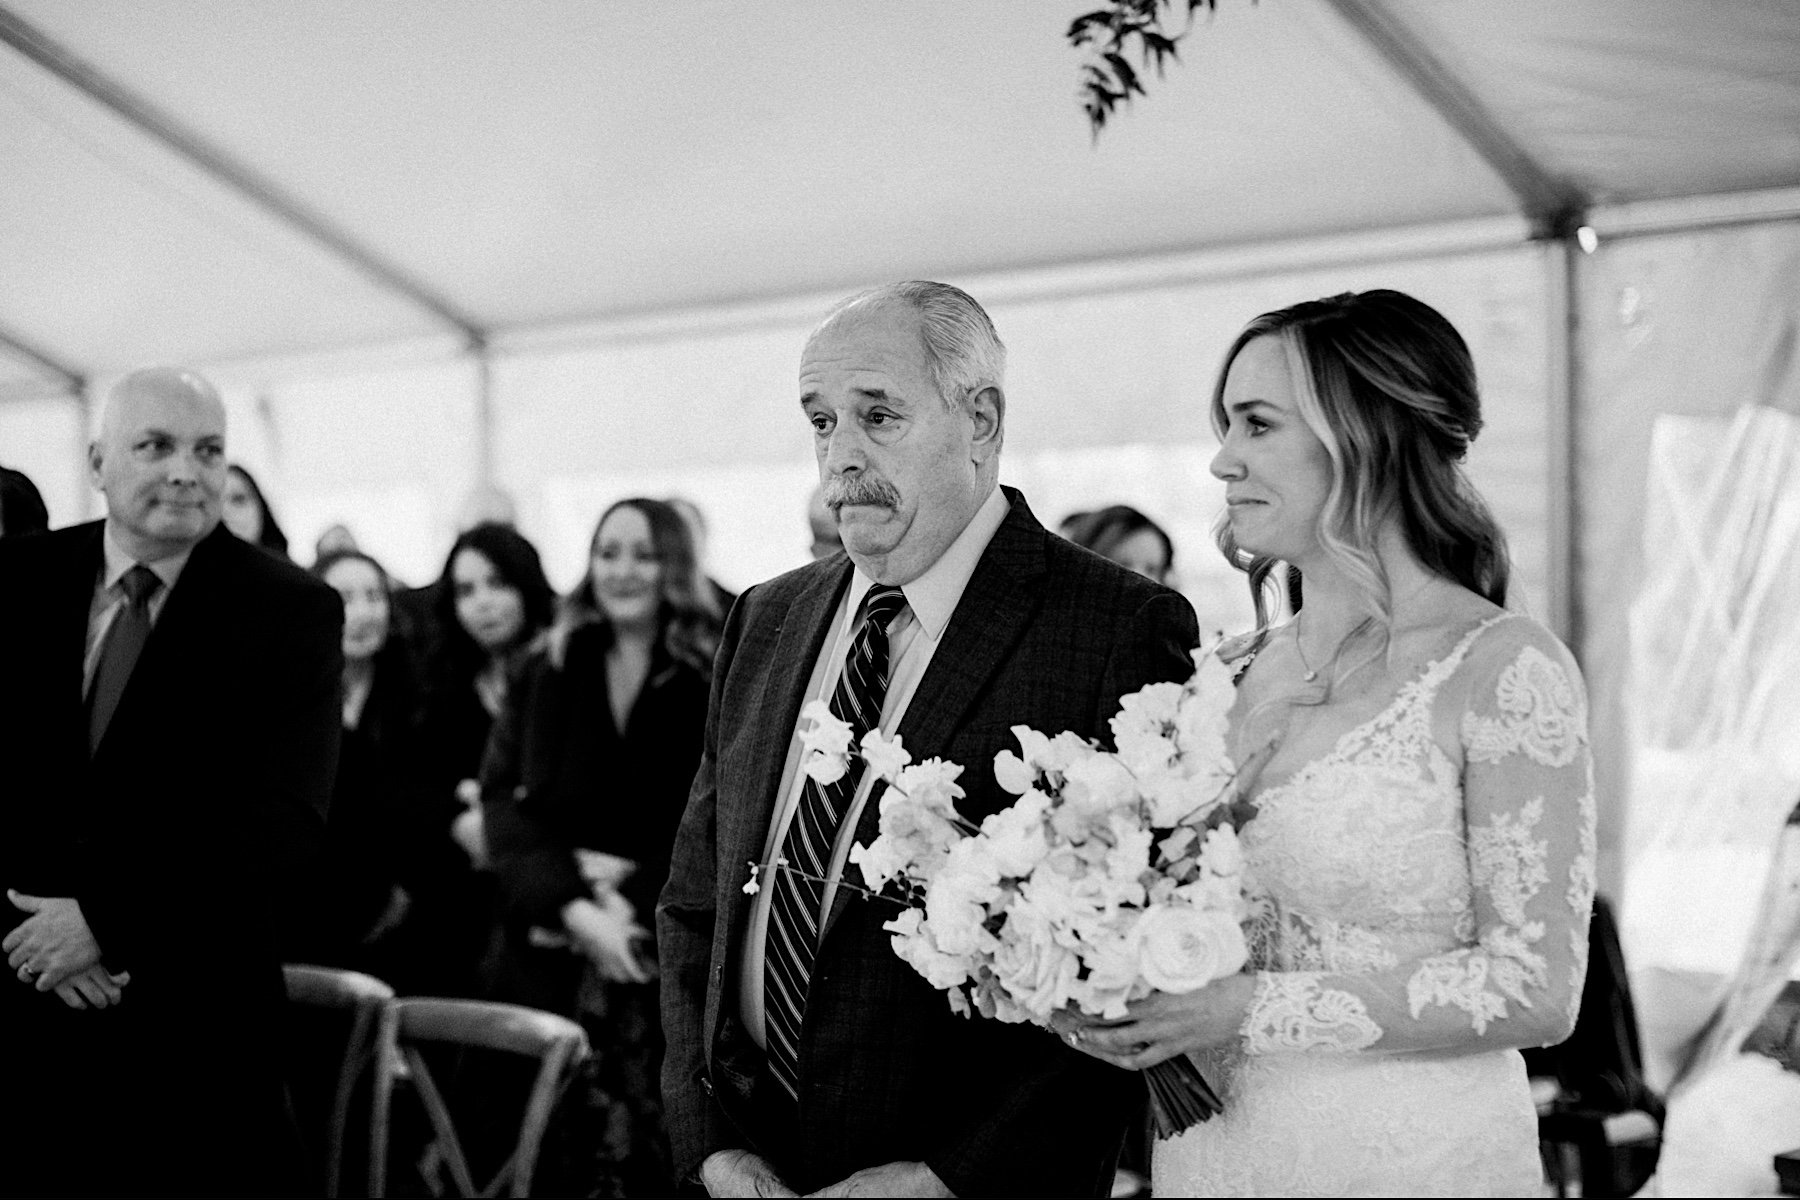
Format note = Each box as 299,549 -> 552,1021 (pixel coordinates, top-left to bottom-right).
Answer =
1232,613 -> 1597,1058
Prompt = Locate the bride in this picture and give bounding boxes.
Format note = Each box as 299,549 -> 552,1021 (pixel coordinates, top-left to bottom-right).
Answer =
1067,290 -> 1596,1195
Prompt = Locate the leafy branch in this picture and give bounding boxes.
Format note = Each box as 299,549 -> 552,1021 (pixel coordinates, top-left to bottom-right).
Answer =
1067,0 -> 1222,137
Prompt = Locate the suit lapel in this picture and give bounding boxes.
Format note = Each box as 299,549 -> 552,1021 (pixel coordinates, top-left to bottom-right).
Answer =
718,561 -> 851,904
53,524 -> 105,700
822,490 -> 1048,939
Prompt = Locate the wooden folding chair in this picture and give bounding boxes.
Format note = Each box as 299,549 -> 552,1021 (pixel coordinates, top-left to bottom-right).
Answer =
284,964 -> 397,1198
368,998 -> 590,1198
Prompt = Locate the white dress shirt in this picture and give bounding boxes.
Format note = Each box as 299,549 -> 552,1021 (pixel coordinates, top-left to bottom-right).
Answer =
738,486 -> 1011,1048
83,525 -> 194,695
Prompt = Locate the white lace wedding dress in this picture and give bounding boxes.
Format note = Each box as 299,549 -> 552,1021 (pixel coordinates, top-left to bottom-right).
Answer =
1153,614 -> 1597,1197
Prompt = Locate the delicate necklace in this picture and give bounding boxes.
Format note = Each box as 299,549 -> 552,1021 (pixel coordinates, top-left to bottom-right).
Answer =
1291,612 -> 1369,683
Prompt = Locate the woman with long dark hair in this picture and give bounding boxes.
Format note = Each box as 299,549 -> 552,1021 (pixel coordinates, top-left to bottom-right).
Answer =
221,463 -> 290,559
479,497 -> 721,1194
287,548 -> 425,972
1062,291 -> 1596,1195
1063,503 -> 1177,586
405,521 -> 555,996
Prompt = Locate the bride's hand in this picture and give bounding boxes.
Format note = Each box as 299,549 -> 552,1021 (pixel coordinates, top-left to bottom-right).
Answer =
1060,973 -> 1257,1071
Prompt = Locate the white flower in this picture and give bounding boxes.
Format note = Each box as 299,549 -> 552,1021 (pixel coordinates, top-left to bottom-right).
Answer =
1060,753 -> 1138,817
860,728 -> 912,780
885,908 -> 973,991
894,758 -> 965,814
993,748 -> 1035,795
990,903 -> 1080,1019
803,749 -> 849,786
977,790 -> 1052,878
1199,825 -> 1244,879
1102,822 -> 1154,887
1010,726 -> 1056,772
1111,682 -> 1185,776
1140,765 -> 1229,828
1134,905 -> 1248,994
925,844 -> 1002,958
800,698 -> 853,757
1173,656 -> 1235,764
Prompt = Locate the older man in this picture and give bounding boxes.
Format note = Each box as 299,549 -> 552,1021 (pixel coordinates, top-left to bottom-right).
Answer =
0,367 -> 342,1193
659,282 -> 1199,1197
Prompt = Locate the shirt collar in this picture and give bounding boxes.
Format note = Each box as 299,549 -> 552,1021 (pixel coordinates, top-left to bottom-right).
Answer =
102,521 -> 196,596
847,485 -> 1010,641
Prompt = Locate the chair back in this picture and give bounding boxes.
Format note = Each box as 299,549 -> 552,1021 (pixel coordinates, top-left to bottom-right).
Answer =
369,998 -> 589,1198
283,964 -> 396,1198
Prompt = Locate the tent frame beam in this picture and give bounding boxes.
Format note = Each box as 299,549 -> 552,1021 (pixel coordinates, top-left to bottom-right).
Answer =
0,321 -> 85,393
1324,0 -> 1587,238
0,4 -> 488,350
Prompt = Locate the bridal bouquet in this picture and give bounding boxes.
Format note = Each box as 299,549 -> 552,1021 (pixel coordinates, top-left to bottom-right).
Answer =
783,641 -> 1254,1136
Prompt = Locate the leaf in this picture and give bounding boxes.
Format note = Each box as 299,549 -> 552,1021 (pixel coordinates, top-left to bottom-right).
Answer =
1103,52 -> 1144,97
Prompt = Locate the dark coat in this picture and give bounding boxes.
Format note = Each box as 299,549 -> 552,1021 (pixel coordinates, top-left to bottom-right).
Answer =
656,489 -> 1200,1196
482,622 -> 710,933
285,641 -> 425,968
0,519 -> 341,1193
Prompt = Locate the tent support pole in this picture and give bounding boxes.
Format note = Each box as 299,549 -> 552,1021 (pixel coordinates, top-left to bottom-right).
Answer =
473,342 -> 495,487
1544,238 -> 1580,648
0,3 -> 487,347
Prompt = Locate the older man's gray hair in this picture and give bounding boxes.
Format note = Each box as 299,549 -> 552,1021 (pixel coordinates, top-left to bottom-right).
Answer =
819,280 -> 1007,414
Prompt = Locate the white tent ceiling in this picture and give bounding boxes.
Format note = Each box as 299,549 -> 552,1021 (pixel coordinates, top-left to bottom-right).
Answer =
2,0 -> 1798,396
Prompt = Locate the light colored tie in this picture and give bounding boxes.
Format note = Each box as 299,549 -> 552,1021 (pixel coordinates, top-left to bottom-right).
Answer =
88,564 -> 161,754
762,584 -> 908,1099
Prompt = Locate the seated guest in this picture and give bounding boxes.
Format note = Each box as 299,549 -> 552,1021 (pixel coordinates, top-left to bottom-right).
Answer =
287,548 -> 426,973
481,497 -> 720,1193
1063,503 -> 1176,586
221,462 -> 291,559
404,522 -> 554,996
0,465 -> 50,537
1,367 -> 340,1193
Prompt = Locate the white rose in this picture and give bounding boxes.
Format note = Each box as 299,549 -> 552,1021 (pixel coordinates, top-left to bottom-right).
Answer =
1134,905 -> 1248,993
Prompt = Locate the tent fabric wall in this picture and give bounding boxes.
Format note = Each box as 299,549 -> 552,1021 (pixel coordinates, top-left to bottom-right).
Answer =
1576,219 -> 1800,895
136,238 -> 1553,621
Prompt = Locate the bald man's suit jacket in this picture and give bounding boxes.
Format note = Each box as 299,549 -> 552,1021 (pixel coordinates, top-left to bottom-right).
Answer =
658,489 -> 1200,1196
0,520 -> 341,1192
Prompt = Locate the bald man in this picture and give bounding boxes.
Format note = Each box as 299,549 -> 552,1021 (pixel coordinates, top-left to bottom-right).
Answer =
0,368 -> 342,1193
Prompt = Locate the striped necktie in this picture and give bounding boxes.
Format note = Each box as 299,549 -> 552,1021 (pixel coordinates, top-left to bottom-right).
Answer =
763,583 -> 909,1099
88,563 -> 161,754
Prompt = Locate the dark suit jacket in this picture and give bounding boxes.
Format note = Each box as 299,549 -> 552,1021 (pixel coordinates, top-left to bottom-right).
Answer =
657,489 -> 1199,1196
0,520 -> 342,1193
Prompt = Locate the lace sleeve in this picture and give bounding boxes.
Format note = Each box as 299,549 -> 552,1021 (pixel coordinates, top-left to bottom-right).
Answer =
1240,622 -> 1597,1056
